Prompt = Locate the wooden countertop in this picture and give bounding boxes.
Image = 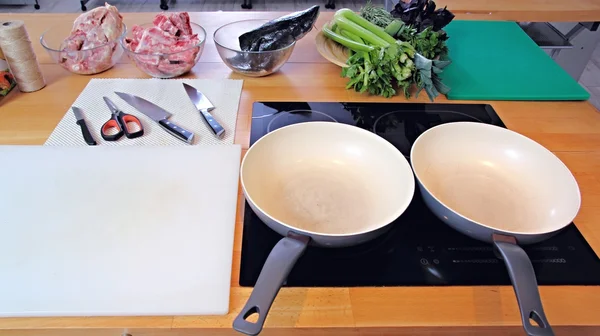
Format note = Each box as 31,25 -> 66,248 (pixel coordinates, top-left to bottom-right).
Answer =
437,0 -> 600,22
1,10 -> 600,336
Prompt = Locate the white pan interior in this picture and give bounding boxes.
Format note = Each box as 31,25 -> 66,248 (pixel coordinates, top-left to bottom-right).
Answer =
241,122 -> 415,236
411,122 -> 581,235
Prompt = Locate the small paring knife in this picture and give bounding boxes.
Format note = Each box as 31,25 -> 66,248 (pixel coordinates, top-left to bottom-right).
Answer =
114,92 -> 195,144
72,106 -> 97,146
183,83 -> 225,139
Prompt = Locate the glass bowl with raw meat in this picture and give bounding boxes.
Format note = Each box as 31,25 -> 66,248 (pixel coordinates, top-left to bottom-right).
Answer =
40,3 -> 126,75
120,13 -> 206,79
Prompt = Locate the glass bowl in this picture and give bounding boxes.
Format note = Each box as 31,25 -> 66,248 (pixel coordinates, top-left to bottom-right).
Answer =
120,22 -> 206,79
40,22 -> 126,75
214,19 -> 295,77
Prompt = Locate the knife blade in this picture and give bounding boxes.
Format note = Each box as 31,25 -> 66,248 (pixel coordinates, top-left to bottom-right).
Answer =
114,92 -> 194,144
183,83 -> 225,139
72,106 -> 97,146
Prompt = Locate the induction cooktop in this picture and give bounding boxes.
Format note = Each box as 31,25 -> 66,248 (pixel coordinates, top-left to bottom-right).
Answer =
239,102 -> 600,287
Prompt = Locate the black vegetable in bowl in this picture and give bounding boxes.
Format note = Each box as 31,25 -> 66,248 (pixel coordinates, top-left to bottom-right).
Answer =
239,5 -> 321,51
227,53 -> 280,74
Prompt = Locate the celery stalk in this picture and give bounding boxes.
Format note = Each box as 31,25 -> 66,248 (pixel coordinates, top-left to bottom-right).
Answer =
334,16 -> 389,48
384,20 -> 403,37
340,30 -> 364,44
334,8 -> 398,45
322,24 -> 374,53
340,30 -> 358,43
334,25 -> 343,36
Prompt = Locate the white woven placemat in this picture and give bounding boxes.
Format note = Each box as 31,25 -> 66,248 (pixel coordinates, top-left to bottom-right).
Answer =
45,78 -> 243,146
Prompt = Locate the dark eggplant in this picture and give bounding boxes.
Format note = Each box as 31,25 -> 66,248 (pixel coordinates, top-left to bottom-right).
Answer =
239,5 -> 320,51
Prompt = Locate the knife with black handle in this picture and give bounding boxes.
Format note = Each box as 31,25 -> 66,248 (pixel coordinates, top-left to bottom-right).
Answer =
114,91 -> 195,144
72,107 -> 97,146
158,119 -> 195,143
183,83 -> 226,139
199,108 -> 225,138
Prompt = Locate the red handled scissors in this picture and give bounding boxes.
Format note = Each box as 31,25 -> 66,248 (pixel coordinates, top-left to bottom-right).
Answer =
101,96 -> 144,141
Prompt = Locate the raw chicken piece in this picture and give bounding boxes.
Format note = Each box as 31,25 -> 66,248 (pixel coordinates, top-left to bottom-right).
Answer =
72,2 -> 123,42
168,34 -> 200,53
132,25 -> 146,41
122,25 -> 145,51
58,3 -> 124,75
60,30 -> 87,52
168,12 -> 193,35
152,14 -> 179,36
157,60 -> 187,75
153,12 -> 193,36
135,27 -> 179,54
124,12 -> 201,78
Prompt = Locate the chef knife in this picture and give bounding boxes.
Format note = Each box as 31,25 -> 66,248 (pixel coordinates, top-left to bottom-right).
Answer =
182,83 -> 225,139
72,106 -> 97,146
114,92 -> 194,144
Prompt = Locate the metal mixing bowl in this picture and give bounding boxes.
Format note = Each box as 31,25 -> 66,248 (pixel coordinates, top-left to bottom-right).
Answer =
213,19 -> 295,77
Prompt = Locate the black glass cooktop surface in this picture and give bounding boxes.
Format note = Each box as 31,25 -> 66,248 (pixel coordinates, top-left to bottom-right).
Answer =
239,102 -> 600,287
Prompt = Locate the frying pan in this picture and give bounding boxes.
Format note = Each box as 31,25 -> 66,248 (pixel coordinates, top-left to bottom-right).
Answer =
233,122 -> 415,335
411,122 -> 581,336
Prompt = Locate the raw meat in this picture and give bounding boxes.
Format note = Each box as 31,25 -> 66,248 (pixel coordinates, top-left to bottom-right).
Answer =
58,3 -> 124,75
135,27 -> 179,54
124,25 -> 146,51
153,15 -> 179,36
123,12 -> 201,78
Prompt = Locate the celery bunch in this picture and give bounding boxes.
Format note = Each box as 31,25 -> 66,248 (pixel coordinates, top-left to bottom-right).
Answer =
322,9 -> 415,99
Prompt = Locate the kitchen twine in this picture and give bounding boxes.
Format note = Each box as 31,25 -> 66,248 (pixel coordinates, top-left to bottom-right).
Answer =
0,20 -> 45,92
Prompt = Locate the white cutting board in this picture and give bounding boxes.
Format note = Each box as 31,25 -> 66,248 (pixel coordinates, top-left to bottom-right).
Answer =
0,145 -> 241,317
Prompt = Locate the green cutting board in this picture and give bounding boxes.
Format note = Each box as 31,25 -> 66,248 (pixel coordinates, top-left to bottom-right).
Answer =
441,21 -> 590,101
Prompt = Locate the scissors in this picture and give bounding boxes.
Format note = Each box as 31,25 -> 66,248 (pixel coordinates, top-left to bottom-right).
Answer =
101,96 -> 144,141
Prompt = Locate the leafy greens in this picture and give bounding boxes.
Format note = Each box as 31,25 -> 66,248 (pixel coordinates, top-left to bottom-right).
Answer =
359,1 -> 393,29
323,9 -> 416,99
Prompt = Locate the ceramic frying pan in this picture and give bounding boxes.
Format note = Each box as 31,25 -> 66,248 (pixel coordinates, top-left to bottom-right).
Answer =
411,122 -> 581,336
233,122 -> 415,335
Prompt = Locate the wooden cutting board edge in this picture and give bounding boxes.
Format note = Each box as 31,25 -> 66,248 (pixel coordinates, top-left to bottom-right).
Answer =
315,30 -> 349,68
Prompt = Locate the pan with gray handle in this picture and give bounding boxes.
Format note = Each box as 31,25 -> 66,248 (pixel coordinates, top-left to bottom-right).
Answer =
411,122 -> 581,336
233,122 -> 415,335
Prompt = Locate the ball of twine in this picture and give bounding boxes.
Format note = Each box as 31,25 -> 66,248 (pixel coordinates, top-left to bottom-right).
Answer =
0,20 -> 46,93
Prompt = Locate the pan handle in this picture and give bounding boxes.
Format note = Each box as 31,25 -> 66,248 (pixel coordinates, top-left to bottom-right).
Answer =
493,234 -> 555,336
233,232 -> 310,335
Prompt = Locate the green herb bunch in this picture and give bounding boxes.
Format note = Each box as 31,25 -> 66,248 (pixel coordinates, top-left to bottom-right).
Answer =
323,7 -> 453,101
410,27 -> 449,59
381,19 -> 449,60
341,44 -> 415,99
361,0 -> 452,60
359,1 -> 393,28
